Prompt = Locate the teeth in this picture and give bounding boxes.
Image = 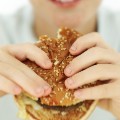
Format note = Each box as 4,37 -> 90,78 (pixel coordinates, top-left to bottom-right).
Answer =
57,0 -> 74,3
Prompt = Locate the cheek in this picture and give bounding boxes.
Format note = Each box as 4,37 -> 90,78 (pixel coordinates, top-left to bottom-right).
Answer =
30,0 -> 49,9
82,0 -> 101,14
77,0 -> 101,21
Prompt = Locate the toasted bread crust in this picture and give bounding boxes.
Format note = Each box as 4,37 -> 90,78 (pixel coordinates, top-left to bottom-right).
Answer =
15,95 -> 98,120
26,101 -> 98,120
23,27 -> 100,106
23,27 -> 82,106
15,27 -> 101,120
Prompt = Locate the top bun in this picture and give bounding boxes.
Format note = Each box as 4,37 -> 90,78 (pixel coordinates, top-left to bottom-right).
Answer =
23,27 -> 100,107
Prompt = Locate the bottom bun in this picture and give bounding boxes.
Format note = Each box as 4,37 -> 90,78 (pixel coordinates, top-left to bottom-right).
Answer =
15,94 -> 98,120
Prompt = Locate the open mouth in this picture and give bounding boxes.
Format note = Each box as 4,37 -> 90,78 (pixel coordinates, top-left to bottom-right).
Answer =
50,0 -> 80,8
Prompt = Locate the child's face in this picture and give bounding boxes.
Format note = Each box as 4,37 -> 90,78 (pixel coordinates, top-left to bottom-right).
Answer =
31,0 -> 101,29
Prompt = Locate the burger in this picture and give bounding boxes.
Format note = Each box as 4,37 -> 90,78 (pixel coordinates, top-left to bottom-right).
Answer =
15,27 -> 100,120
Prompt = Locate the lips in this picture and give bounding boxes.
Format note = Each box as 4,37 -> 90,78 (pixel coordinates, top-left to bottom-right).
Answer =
50,0 -> 80,8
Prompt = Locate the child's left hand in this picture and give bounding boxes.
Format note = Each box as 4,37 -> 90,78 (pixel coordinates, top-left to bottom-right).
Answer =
64,32 -> 120,119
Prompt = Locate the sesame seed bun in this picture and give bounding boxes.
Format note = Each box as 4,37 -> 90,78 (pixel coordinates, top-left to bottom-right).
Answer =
15,27 -> 100,120
15,94 -> 98,120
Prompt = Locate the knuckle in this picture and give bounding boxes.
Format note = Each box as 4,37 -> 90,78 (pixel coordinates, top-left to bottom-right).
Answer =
6,65 -> 23,78
90,47 -> 100,53
24,43 -> 33,48
10,68 -> 21,76
91,32 -> 101,38
89,47 -> 97,53
91,32 -> 103,43
85,88 -> 95,99
71,75 -> 77,82
71,76 -> 75,81
89,88 -> 94,98
73,56 -> 80,63
93,64 -> 102,71
71,73 -> 80,83
90,47 -> 103,57
100,86 -> 108,97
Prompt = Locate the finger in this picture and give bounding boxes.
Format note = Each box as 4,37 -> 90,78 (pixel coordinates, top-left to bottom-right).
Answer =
69,32 -> 111,55
0,62 -> 51,97
2,43 -> 52,69
0,91 -> 6,96
65,64 -> 119,89
74,83 -> 119,100
0,51 -> 51,96
65,47 -> 119,76
0,75 -> 21,95
98,99 -> 110,111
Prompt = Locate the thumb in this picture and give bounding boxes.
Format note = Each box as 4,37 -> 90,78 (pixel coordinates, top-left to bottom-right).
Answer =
98,99 -> 111,112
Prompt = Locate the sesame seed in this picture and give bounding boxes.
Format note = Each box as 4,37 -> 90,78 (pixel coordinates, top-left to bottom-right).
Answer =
60,99 -> 63,104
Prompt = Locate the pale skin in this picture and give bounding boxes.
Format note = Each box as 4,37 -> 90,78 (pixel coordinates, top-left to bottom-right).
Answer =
0,0 -> 120,119
0,43 -> 52,97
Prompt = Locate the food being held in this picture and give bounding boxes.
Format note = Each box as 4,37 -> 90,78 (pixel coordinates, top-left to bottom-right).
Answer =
15,27 -> 101,120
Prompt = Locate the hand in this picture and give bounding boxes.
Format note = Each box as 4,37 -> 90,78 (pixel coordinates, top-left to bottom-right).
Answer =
64,32 -> 120,119
0,43 -> 52,98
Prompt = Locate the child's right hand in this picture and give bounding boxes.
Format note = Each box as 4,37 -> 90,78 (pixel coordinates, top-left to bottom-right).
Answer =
0,43 -> 52,97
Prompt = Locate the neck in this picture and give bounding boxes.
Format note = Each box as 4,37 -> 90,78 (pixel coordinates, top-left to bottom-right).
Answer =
33,13 -> 97,38
76,14 -> 97,34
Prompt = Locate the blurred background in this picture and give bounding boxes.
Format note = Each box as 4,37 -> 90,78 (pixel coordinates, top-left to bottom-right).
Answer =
0,0 -> 120,15
0,0 -> 119,120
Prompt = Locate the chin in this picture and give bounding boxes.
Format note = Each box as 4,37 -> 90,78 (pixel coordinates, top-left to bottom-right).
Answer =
56,20 -> 81,29
15,27 -> 103,120
54,13 -> 81,28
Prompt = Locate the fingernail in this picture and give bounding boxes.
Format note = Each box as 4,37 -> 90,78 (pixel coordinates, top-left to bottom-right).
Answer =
35,87 -> 44,96
70,44 -> 77,51
45,60 -> 52,67
14,87 -> 21,95
74,91 -> 81,98
65,66 -> 72,75
66,78 -> 74,85
43,86 -> 51,95
43,86 -> 50,91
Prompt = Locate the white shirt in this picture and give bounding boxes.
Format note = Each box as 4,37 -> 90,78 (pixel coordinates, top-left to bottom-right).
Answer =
0,4 -> 119,120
